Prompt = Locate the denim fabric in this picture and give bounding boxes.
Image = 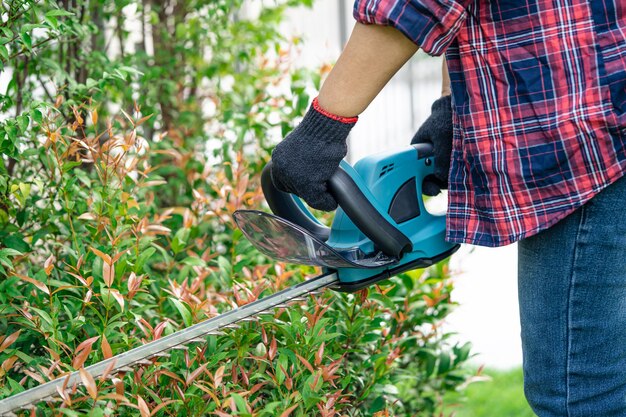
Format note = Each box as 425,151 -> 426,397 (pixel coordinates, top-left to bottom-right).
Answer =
518,175 -> 626,416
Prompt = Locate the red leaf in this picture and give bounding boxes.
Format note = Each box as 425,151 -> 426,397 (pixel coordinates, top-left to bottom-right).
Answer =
296,354 -> 315,373
89,247 -> 111,265
137,395 -> 150,417
268,337 -> 277,361
315,342 -> 325,367
44,254 -> 55,275
73,336 -> 99,369
0,330 -> 20,354
15,274 -> 50,295
279,404 -> 299,417
79,368 -> 97,400
214,365 -> 225,388
101,334 -> 112,359
102,260 -> 115,287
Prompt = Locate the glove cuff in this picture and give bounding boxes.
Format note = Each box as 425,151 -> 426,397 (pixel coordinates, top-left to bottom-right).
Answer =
294,97 -> 358,143
312,97 -> 359,124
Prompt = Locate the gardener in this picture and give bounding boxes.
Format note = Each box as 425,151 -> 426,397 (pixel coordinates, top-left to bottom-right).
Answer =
270,1 -> 626,416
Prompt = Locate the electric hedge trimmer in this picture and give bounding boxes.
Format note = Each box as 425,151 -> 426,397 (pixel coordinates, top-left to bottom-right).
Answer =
0,143 -> 459,416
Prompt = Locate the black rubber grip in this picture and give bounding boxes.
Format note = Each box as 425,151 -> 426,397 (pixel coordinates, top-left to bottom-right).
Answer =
261,163 -> 331,242
327,169 -> 413,258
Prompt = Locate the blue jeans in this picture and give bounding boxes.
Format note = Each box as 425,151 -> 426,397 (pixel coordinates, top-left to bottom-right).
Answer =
518,175 -> 626,416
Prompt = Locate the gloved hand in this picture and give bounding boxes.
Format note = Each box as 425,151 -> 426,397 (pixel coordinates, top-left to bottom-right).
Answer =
411,95 -> 453,196
270,98 -> 358,211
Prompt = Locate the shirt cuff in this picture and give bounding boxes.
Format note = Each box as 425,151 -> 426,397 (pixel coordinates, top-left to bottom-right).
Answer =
353,0 -> 470,56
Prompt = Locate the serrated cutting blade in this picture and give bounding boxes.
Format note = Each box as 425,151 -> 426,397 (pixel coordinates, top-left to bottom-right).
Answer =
0,272 -> 338,416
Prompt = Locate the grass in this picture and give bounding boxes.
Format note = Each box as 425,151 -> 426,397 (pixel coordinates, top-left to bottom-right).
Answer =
442,367 -> 536,417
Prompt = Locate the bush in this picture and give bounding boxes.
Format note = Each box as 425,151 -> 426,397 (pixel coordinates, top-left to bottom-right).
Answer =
0,1 -> 473,415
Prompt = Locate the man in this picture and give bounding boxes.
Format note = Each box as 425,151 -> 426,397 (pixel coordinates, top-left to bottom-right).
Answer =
270,1 -> 626,415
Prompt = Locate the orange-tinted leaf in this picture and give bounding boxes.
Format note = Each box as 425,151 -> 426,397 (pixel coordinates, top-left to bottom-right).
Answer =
120,109 -> 135,126
101,334 -> 112,359
214,365 -> 225,388
15,274 -> 50,295
44,254 -> 55,275
90,247 -> 111,265
77,213 -> 96,221
279,404 -> 299,417
315,342 -> 325,367
99,393 -> 127,402
113,377 -> 124,397
136,114 -> 153,127
102,260 -> 115,287
0,330 -> 21,354
75,336 -> 99,354
150,399 -> 178,416
109,289 -> 124,310
111,249 -> 129,264
137,395 -> 150,417
1,355 -> 18,373
99,357 -> 116,382
23,369 -> 45,384
56,385 -> 70,406
186,363 -> 207,386
73,336 -> 99,369
268,337 -> 277,361
79,368 -> 97,399
296,354 -> 315,373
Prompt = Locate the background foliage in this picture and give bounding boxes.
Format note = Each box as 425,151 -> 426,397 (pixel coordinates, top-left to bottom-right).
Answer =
0,0 -> 473,415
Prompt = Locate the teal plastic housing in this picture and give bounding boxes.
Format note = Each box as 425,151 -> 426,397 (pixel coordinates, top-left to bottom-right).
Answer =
324,146 -> 455,284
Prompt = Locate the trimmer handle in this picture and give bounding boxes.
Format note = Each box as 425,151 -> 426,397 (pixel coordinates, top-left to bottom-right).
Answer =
261,162 -> 331,242
261,161 -> 413,258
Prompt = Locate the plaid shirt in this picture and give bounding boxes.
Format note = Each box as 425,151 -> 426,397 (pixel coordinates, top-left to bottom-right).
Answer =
354,0 -> 626,247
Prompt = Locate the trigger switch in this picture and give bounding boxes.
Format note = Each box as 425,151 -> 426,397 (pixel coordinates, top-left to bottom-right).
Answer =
388,177 -> 420,224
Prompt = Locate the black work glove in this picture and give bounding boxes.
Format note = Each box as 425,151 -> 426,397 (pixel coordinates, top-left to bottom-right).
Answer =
411,95 -> 453,196
270,98 -> 357,211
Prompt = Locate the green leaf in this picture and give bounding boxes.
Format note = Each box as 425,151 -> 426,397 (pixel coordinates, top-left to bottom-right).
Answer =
6,378 -> 24,394
20,31 -> 32,52
45,9 -> 75,17
230,393 -> 248,413
0,45 -> 8,61
31,108 -> 43,124
3,234 -> 30,253
181,256 -> 206,267
169,298 -> 192,327
135,247 -> 156,272
30,306 -> 54,330
16,115 -> 29,132
0,248 -> 22,257
171,228 -> 190,254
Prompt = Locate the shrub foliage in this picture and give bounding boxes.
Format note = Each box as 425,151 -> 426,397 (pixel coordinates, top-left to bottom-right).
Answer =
0,1 -> 472,415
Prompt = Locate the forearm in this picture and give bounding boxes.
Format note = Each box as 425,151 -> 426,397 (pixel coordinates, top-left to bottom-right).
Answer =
317,23 -> 418,117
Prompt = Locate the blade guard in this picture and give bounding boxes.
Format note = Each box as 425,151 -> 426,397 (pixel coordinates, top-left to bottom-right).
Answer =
260,157 -> 415,259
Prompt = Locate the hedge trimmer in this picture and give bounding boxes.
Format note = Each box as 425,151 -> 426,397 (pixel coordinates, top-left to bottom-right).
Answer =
0,143 -> 458,416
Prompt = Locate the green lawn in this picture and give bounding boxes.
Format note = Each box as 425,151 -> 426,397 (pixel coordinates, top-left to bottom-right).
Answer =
442,367 -> 536,417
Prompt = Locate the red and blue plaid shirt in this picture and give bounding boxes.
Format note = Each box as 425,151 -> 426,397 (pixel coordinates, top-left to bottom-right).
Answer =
354,0 -> 626,247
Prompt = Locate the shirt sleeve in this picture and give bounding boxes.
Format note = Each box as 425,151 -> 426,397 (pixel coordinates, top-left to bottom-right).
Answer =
353,0 -> 471,56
